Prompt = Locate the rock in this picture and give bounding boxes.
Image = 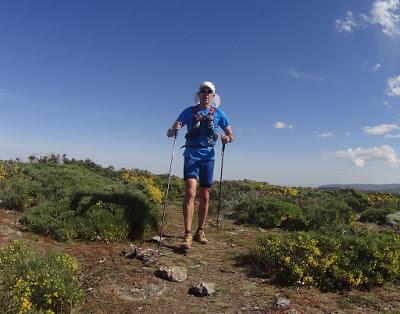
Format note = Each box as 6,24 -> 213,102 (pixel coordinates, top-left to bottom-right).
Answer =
285,309 -> 298,314
16,231 -> 22,237
386,212 -> 400,226
189,282 -> 216,297
121,244 -> 138,259
151,236 -> 161,243
275,297 -> 291,308
156,266 -> 187,282
143,283 -> 166,296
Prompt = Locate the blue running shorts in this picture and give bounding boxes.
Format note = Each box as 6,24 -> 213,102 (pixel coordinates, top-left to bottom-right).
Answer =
183,157 -> 215,188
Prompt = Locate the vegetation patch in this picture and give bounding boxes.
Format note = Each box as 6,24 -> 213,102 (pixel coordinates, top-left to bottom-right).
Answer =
0,241 -> 82,313
0,157 -> 162,241
252,230 -> 400,291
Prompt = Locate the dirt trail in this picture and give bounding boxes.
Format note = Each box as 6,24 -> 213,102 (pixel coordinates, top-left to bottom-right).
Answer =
1,207 -> 400,313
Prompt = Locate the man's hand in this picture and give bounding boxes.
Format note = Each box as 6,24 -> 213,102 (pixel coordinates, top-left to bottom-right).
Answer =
167,122 -> 182,137
221,134 -> 232,144
173,121 -> 182,130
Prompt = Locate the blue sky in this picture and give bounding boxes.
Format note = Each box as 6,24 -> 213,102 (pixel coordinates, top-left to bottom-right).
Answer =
1,0 -> 400,186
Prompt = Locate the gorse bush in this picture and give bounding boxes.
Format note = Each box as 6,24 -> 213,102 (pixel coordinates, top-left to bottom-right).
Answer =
0,157 -> 162,242
252,230 -> 400,291
0,177 -> 42,211
360,206 -> 398,224
298,196 -> 356,231
0,241 -> 82,313
232,198 -> 305,230
209,180 -> 300,215
232,194 -> 357,232
120,169 -> 164,204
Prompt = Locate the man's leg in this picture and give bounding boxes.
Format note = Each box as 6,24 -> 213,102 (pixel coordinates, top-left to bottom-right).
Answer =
194,159 -> 214,244
181,157 -> 199,249
183,178 -> 197,234
198,187 -> 210,230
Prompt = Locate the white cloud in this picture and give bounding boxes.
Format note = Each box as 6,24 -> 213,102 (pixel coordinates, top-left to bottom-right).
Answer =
372,63 -> 382,72
387,76 -> 400,96
329,145 -> 400,167
363,123 -> 400,135
335,11 -> 358,33
335,0 -> 400,38
317,132 -> 335,139
370,0 -> 400,37
288,69 -> 324,82
274,121 -> 293,129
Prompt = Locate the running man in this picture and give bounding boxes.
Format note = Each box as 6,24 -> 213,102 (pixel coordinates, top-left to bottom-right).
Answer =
167,81 -> 234,249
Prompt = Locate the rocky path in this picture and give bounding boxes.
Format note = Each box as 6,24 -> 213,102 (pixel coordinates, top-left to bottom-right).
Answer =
1,207 -> 400,313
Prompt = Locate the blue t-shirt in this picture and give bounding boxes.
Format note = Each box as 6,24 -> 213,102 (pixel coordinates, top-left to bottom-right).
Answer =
176,105 -> 230,161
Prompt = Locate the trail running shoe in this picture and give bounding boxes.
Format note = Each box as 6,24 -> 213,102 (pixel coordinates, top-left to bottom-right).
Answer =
194,229 -> 208,244
180,233 -> 193,249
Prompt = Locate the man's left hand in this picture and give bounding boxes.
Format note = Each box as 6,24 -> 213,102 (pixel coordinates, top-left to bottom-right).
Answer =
221,135 -> 231,144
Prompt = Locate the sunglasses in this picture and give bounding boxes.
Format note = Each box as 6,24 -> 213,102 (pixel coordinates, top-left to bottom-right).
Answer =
199,88 -> 213,95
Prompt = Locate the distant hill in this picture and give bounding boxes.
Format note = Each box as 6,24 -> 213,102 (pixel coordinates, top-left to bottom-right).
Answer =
319,184 -> 400,194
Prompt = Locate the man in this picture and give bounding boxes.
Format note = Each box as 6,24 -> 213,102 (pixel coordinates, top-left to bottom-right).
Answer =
167,81 -> 234,249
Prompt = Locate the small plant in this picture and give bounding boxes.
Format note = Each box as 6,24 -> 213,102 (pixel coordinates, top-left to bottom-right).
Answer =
0,241 -> 83,313
252,229 -> 400,291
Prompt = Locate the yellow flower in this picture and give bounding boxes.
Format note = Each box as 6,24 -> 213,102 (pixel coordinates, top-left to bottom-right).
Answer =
303,275 -> 313,284
282,256 -> 291,264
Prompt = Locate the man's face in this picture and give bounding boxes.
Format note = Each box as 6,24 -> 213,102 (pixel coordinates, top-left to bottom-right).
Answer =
199,87 -> 214,105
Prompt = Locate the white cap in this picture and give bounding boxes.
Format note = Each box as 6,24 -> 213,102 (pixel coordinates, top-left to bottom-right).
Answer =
196,81 -> 221,107
199,81 -> 216,93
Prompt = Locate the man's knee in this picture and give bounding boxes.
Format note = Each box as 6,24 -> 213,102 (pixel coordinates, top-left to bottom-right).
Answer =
199,188 -> 210,203
184,179 -> 197,200
185,187 -> 196,200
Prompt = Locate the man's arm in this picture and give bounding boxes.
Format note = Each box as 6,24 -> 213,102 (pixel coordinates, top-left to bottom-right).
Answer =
221,125 -> 234,144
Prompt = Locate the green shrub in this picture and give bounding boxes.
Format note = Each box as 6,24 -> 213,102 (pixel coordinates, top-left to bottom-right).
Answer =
232,198 -> 305,229
0,177 -> 42,211
298,196 -> 356,231
0,241 -> 82,313
360,206 -> 398,224
336,189 -> 370,212
252,230 -> 400,291
21,190 -> 160,242
0,159 -> 161,242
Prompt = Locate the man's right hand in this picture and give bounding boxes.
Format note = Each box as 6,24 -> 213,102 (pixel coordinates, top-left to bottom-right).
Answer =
167,122 -> 182,137
173,121 -> 182,130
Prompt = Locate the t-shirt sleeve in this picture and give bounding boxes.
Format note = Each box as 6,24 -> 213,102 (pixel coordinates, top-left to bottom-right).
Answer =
218,109 -> 230,129
176,107 -> 190,127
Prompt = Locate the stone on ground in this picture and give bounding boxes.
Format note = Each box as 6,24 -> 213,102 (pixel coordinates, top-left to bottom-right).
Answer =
156,266 -> 187,282
189,282 -> 216,297
386,212 -> 400,226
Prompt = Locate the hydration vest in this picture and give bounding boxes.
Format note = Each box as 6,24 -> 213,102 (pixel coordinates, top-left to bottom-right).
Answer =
183,105 -> 219,148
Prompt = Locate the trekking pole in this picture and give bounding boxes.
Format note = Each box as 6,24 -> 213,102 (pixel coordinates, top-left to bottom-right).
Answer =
216,143 -> 226,228
158,130 -> 178,253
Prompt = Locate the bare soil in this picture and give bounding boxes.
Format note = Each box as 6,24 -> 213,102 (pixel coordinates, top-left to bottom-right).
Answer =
1,207 -> 400,314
